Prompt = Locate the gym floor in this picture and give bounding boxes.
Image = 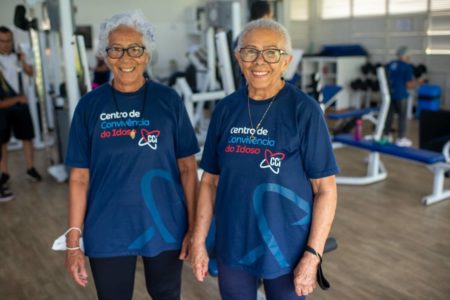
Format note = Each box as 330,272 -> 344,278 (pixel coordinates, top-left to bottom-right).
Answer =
1,119 -> 449,300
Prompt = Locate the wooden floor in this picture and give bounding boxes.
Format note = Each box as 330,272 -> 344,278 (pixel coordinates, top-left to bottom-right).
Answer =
1,119 -> 449,300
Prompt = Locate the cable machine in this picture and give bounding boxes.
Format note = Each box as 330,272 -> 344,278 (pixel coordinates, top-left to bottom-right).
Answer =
14,0 -> 90,182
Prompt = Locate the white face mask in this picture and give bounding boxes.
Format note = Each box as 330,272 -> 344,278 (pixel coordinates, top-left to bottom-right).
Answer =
51,229 -> 85,252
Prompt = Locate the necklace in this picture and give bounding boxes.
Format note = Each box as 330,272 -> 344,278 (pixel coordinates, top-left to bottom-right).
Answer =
111,80 -> 148,139
111,80 -> 148,117
247,93 -> 277,141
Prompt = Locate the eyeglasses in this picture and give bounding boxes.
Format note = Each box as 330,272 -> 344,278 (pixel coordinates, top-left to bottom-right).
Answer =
239,48 -> 288,63
105,45 -> 146,59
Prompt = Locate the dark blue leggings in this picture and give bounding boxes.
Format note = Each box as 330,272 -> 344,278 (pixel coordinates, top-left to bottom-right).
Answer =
89,250 -> 182,300
218,258 -> 306,300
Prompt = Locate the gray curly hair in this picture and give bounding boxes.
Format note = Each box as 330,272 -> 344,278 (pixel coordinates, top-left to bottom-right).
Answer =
97,10 -> 156,59
236,19 -> 292,54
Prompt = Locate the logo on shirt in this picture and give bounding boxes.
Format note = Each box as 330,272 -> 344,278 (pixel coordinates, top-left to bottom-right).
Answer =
128,169 -> 185,250
223,126 -> 283,174
98,109 -> 150,142
259,149 -> 285,174
238,183 -> 311,268
138,128 -> 160,150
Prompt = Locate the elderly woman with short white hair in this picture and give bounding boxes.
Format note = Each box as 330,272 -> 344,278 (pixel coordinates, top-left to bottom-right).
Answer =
64,11 -> 199,300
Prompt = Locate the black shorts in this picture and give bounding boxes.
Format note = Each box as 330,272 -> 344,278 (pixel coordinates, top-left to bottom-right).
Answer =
0,105 -> 35,143
0,109 -> 8,144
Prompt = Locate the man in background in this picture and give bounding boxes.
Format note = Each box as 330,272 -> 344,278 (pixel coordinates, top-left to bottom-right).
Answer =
0,26 -> 42,185
0,105 -> 13,202
234,1 -> 274,88
383,46 -> 423,147
250,0 -> 273,21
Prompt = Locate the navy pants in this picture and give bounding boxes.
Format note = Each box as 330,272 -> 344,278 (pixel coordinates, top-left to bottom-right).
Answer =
89,250 -> 182,300
217,258 -> 306,300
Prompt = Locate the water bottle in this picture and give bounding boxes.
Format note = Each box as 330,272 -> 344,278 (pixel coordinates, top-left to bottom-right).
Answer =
353,119 -> 362,141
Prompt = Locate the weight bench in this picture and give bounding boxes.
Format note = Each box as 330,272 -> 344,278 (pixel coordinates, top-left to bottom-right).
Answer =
319,84 -> 375,121
326,107 -> 378,137
327,107 -> 376,120
333,134 -> 450,205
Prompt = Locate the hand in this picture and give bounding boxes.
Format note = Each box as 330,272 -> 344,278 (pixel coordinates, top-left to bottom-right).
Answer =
17,96 -> 27,104
189,241 -> 209,282
17,50 -> 27,64
65,249 -> 88,287
179,230 -> 192,261
293,252 -> 320,296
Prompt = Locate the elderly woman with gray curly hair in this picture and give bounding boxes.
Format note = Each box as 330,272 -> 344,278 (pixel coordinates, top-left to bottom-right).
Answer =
64,11 -> 199,300
190,19 -> 338,300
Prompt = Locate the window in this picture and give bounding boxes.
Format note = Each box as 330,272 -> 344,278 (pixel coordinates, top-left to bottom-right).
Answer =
353,0 -> 387,16
427,0 -> 450,54
290,0 -> 308,21
321,0 -> 351,19
389,0 -> 427,14
320,0 -> 450,18
431,0 -> 450,11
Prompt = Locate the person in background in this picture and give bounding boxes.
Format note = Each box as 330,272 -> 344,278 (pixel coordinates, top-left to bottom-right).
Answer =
234,1 -> 274,89
250,0 -> 273,21
0,68 -> 31,201
383,46 -> 423,147
91,56 -> 110,89
64,11 -> 199,300
190,19 -> 338,300
0,105 -> 13,202
0,26 -> 42,184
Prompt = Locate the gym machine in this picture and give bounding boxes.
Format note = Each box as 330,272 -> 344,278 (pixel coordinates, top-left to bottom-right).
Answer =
14,0 -> 90,182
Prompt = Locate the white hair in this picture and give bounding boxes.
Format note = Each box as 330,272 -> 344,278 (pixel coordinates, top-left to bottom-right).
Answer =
97,10 -> 155,59
236,19 -> 292,54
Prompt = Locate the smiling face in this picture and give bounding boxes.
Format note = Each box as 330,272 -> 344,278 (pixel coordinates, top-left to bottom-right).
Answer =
0,31 -> 13,55
107,26 -> 149,92
236,27 -> 292,99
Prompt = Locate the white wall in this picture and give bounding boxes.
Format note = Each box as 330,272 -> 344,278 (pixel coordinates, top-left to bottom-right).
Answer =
0,0 -> 32,45
3,0 -> 449,107
74,0 -> 206,78
0,0 -> 207,79
284,0 -> 450,109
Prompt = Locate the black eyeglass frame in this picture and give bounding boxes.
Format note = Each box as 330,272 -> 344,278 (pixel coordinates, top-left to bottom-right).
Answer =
239,47 -> 288,64
105,45 -> 146,59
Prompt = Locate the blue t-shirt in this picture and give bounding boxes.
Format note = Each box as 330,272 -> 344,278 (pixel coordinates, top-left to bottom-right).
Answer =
387,60 -> 414,101
201,83 -> 339,278
66,81 -> 199,257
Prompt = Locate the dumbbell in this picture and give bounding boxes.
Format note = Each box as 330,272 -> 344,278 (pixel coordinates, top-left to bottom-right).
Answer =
351,79 -> 362,91
371,80 -> 380,92
374,63 -> 383,72
361,63 -> 373,75
351,79 -> 368,91
365,79 -> 376,91
413,64 -> 427,79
